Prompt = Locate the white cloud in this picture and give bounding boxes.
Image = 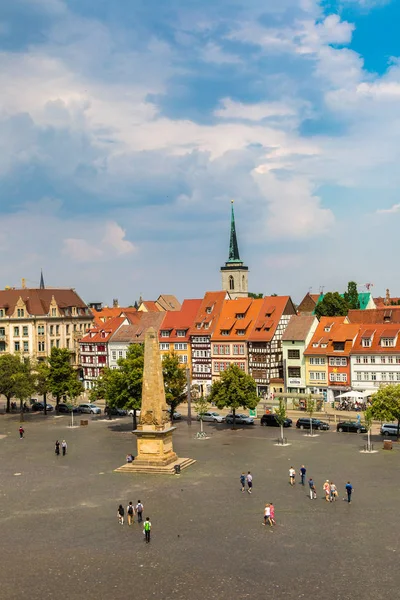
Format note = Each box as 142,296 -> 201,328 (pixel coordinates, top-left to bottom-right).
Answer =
214,98 -> 297,121
202,42 -> 242,64
103,222 -> 136,255
376,203 -> 400,214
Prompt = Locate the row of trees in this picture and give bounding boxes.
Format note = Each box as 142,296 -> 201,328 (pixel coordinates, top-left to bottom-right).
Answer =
0,348 -> 83,414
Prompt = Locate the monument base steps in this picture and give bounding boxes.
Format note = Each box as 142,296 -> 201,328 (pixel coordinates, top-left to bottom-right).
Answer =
114,457 -> 196,475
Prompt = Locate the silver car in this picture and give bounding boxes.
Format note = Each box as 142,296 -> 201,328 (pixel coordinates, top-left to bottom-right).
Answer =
380,423 -> 400,436
78,403 -> 101,414
225,413 -> 254,425
197,411 -> 225,423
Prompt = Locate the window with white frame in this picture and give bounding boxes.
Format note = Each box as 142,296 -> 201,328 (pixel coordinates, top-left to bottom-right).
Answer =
388,356 -> 394,364
389,372 -> 394,381
356,372 -> 362,381
178,355 -> 188,363
381,357 -> 386,364
119,350 -> 123,357
362,338 -> 371,347
382,372 -> 387,380
176,330 -> 186,338
363,357 -> 368,364
310,357 -> 325,365
17,308 -> 24,317
309,371 -> 326,381
161,330 -> 170,338
381,338 -> 394,347
356,357 -> 361,364
236,330 -> 245,336
371,356 -> 376,364
397,372 -> 400,381
160,343 -> 170,351
174,343 -> 187,351
396,357 -> 400,364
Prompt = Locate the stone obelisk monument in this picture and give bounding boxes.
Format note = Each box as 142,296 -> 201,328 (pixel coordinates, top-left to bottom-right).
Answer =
116,327 -> 195,474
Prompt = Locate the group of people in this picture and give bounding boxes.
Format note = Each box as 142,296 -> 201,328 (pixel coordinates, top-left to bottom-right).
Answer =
117,501 -> 151,542
240,471 -> 253,493
288,465 -> 354,503
55,440 -> 67,456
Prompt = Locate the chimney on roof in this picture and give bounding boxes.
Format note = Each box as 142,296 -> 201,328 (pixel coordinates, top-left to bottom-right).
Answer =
385,288 -> 390,306
113,298 -> 119,308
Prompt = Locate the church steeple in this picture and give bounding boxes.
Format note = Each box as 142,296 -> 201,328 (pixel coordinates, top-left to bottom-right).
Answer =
220,200 -> 249,299
39,269 -> 45,289
228,200 -> 241,262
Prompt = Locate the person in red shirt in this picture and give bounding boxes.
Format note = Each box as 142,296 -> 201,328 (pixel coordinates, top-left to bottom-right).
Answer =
19,426 -> 24,439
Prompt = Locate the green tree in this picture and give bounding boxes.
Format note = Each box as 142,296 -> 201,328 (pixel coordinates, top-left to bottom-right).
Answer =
314,292 -> 349,318
193,395 -> 209,434
306,395 -> 316,436
343,281 -> 360,310
274,398 -> 288,442
33,360 -> 50,415
12,358 -> 35,421
208,364 -> 258,429
0,353 -> 22,412
248,292 -> 263,299
48,347 -> 79,411
369,384 -> 400,440
163,352 -> 188,422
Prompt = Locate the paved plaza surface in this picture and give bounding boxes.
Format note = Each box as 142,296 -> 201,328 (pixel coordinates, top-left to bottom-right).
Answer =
1,414 -> 399,600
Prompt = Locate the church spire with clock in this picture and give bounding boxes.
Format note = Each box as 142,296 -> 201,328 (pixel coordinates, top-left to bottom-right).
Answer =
220,201 -> 249,299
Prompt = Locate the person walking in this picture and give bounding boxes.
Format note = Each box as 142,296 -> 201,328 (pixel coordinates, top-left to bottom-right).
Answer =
55,440 -> 60,456
269,503 -> 276,526
308,478 -> 317,499
127,502 -> 135,526
61,440 -> 67,456
300,465 -> 306,485
330,482 -> 337,502
263,503 -> 270,525
345,481 -> 353,503
323,480 -> 330,502
246,471 -> 253,494
19,426 -> 24,439
117,504 -> 124,525
136,500 -> 144,523
240,472 -> 246,492
289,466 -> 296,486
144,517 -> 151,543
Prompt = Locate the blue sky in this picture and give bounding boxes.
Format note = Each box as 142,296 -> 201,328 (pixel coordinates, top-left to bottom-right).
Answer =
1,0 -> 400,304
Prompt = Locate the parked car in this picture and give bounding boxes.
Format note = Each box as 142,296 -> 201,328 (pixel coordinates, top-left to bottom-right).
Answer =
197,411 -> 225,423
337,421 -> 367,433
78,403 -> 102,414
57,403 -> 73,414
167,409 -> 182,420
296,418 -> 330,431
31,402 -> 54,412
225,413 -> 254,425
105,407 -> 127,416
380,423 -> 400,436
261,413 -> 292,427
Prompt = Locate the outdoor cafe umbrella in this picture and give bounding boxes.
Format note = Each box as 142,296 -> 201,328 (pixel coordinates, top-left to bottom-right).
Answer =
335,391 -> 368,399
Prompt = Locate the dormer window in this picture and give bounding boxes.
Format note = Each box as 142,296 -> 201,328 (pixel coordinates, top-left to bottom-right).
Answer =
161,330 -> 170,338
177,330 -> 186,338
321,343 -> 327,348
206,306 -> 213,314
0,309 -> 4,317
196,323 -> 201,329
221,330 -> 229,336
362,338 -> 371,347
312,343 -> 319,348
333,342 -> 345,352
51,308 -> 57,317
236,313 -> 245,319
237,329 -> 245,336
381,337 -> 395,347
17,309 -> 24,317
324,326 -> 331,333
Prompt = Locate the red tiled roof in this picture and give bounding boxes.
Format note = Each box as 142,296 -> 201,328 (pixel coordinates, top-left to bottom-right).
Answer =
159,299 -> 202,342
189,291 -> 227,335
212,298 -> 264,342
348,308 -> 400,324
351,323 -> 400,354
304,317 -> 348,355
141,301 -> 161,312
249,296 -> 294,342
0,288 -> 91,317
80,316 -> 126,344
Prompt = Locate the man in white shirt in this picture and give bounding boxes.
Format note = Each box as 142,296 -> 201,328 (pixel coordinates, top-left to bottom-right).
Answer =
246,471 -> 253,494
263,503 -> 270,525
289,467 -> 296,486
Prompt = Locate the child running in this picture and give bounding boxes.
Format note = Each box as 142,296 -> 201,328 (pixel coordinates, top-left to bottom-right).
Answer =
263,503 -> 270,525
269,502 -> 276,526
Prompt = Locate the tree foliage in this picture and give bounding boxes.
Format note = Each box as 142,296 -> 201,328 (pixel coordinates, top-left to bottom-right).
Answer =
306,395 -> 316,436
343,281 -> 360,310
248,292 -> 264,299
369,384 -> 400,439
162,352 -> 188,420
0,353 -> 24,412
209,364 -> 258,428
12,358 -> 35,412
193,395 -> 209,433
314,292 -> 349,318
48,348 -> 80,409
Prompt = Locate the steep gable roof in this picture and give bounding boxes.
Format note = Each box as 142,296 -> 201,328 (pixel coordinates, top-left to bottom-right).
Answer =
351,323 -> 400,354
159,299 -> 202,342
282,315 -> 317,342
156,295 -> 181,311
0,288 -> 91,317
304,316 -> 348,355
348,308 -> 400,324
249,296 -> 295,342
190,291 -> 227,336
80,316 -> 126,344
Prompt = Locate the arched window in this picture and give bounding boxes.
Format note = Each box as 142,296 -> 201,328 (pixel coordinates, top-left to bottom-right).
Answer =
242,275 -> 246,289
229,275 -> 234,290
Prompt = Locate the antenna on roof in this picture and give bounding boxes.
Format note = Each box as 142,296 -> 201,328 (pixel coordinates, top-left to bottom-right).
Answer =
319,286 -> 325,294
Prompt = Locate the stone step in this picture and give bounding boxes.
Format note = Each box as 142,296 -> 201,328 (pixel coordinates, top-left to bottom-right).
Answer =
114,457 -> 196,475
